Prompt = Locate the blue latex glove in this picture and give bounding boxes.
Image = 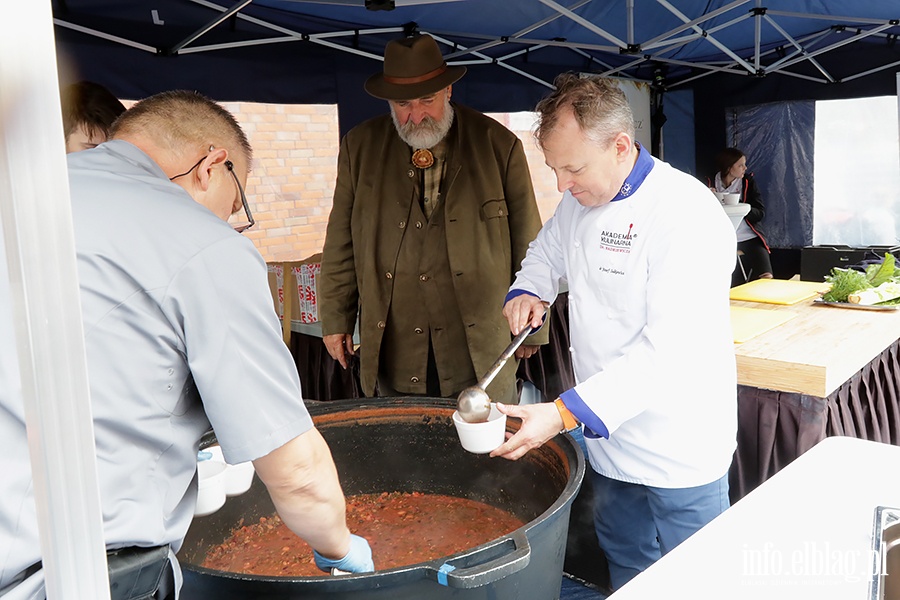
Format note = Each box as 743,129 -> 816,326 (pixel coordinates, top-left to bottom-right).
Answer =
314,534 -> 374,574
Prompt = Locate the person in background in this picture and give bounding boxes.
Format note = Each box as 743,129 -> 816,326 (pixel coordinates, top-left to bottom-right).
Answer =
61,80 -> 127,153
319,33 -> 546,404
0,90 -> 372,600
708,147 -> 772,285
491,74 -> 737,591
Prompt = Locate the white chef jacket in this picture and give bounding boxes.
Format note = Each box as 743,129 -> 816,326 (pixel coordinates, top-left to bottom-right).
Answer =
511,151 -> 738,488
0,141 -> 314,598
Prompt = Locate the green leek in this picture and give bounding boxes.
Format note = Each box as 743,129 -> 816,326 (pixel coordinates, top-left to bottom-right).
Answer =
848,281 -> 900,305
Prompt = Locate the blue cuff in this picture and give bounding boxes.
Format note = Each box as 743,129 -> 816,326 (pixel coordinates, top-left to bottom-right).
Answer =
560,389 -> 609,439
504,289 -> 547,333
504,288 -> 540,304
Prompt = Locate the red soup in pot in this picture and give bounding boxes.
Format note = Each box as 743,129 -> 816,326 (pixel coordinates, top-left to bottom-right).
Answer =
201,491 -> 525,576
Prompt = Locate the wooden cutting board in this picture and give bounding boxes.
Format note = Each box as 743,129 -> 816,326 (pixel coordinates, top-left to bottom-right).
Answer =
730,306 -> 798,343
729,279 -> 831,305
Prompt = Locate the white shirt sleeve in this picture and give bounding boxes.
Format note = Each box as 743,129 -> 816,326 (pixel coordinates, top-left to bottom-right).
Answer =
510,194 -> 573,302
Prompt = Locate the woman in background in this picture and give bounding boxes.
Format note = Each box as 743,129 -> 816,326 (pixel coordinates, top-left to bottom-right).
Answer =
709,147 -> 772,286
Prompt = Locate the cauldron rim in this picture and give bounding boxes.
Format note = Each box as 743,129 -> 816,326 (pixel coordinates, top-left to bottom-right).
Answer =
182,532 -> 528,583
185,396 -> 585,591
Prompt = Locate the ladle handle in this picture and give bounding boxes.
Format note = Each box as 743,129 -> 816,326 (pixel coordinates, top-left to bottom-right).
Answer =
476,327 -> 532,390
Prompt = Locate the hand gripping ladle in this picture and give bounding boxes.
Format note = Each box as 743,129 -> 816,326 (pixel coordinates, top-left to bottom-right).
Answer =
456,327 -> 532,423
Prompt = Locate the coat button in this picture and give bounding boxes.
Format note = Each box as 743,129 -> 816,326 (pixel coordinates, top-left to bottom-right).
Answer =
407,169 -> 415,178
410,376 -> 419,383
414,327 -> 423,334
399,221 -> 406,229
415,221 -> 423,229
386,272 -> 393,279
419,274 -> 429,281
377,321 -> 386,329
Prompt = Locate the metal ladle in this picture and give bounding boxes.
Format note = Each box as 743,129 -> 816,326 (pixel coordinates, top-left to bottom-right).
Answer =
456,327 -> 532,423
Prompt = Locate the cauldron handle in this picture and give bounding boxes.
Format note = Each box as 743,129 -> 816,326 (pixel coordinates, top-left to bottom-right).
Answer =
429,531 -> 531,589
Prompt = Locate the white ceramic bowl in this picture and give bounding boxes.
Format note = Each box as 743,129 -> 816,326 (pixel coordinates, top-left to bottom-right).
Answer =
722,192 -> 741,206
452,403 -> 507,454
224,461 -> 255,496
195,460 -> 227,517
205,445 -> 225,462
204,444 -> 255,496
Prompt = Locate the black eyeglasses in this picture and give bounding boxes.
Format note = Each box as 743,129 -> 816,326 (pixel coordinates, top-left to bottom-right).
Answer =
169,156 -> 206,182
225,160 -> 255,234
169,155 -> 255,234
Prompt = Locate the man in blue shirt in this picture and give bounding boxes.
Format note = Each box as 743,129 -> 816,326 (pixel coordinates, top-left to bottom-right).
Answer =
0,90 -> 372,600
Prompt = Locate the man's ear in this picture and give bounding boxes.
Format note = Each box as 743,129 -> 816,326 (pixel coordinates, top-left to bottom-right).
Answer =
614,132 -> 634,160
196,147 -> 229,192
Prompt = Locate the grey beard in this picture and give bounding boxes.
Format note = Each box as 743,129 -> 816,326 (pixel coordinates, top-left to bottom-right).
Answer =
391,101 -> 455,150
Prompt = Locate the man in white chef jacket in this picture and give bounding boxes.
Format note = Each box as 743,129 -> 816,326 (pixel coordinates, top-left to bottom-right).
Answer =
0,91 -> 372,600
491,74 -> 738,591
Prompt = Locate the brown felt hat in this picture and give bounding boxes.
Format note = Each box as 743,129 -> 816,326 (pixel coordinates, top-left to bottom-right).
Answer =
365,34 -> 466,101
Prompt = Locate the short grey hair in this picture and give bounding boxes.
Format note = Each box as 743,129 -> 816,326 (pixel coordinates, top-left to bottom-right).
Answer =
534,73 -> 635,151
111,90 -> 252,168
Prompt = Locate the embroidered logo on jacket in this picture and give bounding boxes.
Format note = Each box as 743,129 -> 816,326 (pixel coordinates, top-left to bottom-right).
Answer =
599,223 -> 634,253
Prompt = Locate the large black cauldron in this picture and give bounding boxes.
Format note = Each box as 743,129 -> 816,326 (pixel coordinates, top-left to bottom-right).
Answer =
178,397 -> 584,599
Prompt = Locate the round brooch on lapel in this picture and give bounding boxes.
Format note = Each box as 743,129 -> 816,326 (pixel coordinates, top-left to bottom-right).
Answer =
411,148 -> 434,169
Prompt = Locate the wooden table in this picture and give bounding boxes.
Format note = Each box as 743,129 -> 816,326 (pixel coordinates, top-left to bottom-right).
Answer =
732,296 -> 900,397
729,294 -> 900,501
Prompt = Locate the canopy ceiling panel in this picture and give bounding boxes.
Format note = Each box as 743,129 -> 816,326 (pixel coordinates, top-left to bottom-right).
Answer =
53,0 -> 900,109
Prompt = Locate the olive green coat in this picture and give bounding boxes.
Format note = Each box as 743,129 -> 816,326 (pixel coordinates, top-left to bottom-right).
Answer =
319,103 -> 547,398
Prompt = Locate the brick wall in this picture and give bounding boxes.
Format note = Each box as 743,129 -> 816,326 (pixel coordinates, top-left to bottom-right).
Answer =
223,102 -> 339,262
487,112 -> 561,224
189,102 -> 560,263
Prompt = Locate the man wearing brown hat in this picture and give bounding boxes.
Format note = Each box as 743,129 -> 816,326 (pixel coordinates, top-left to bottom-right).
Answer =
319,33 -> 546,403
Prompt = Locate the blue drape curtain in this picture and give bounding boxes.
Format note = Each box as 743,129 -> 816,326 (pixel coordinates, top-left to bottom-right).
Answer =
726,101 -> 815,248
663,89 -> 696,176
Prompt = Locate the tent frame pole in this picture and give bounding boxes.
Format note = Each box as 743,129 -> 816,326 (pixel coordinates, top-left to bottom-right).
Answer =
167,0 -> 254,54
773,23 -> 895,71
763,14 -> 835,82
444,0 -> 593,60
538,0 -> 627,48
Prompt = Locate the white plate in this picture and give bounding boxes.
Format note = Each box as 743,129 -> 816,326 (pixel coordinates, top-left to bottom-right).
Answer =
813,298 -> 900,311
